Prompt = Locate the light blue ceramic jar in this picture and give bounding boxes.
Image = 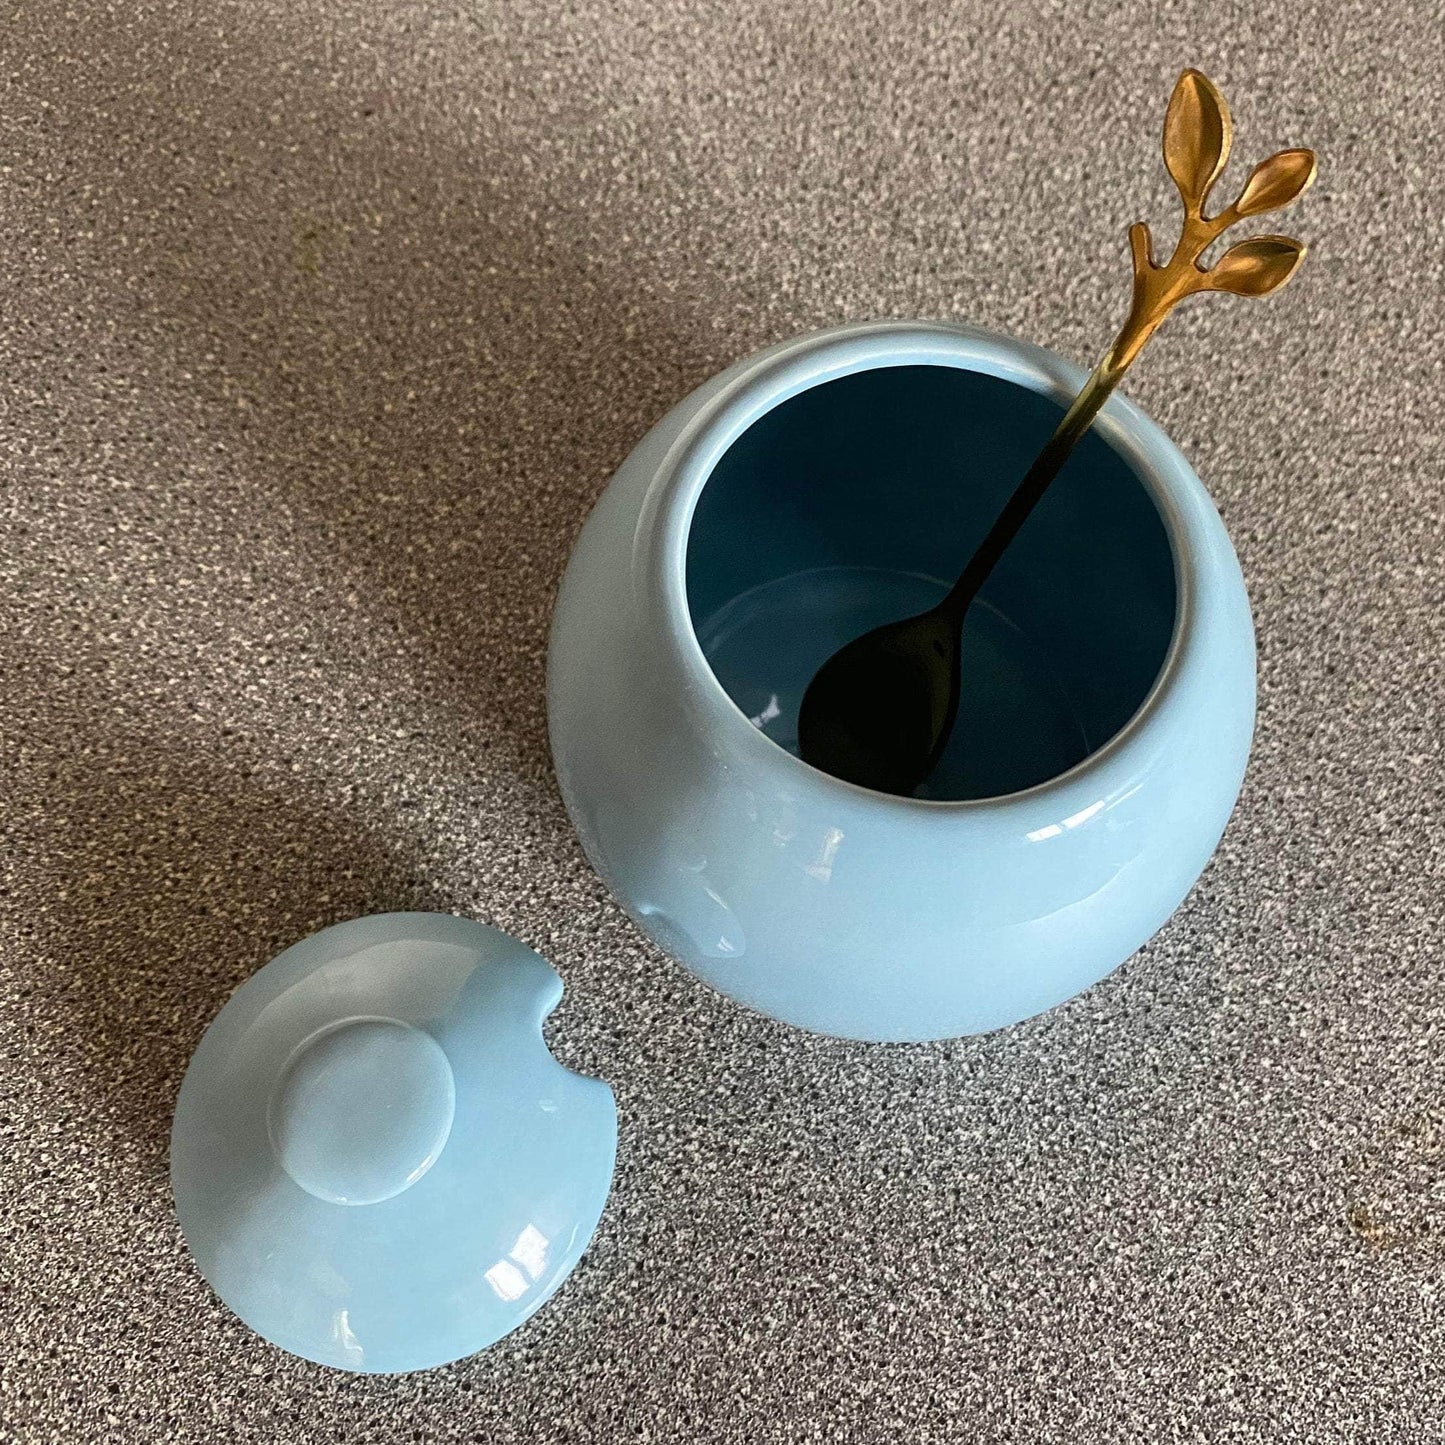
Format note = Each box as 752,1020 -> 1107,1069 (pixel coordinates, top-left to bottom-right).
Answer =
548,322 -> 1255,1041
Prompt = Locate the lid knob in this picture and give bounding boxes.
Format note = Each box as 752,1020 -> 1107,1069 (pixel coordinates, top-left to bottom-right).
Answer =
268,1017 -> 456,1206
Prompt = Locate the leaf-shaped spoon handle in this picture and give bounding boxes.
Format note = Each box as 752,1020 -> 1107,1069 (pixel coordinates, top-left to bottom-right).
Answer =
941,69 -> 1316,615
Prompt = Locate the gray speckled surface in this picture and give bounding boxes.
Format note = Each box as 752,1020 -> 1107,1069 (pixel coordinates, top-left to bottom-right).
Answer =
1,0 -> 1442,1439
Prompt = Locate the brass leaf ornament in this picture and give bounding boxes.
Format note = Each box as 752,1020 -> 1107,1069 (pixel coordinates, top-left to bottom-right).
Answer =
1163,68 -> 1233,215
1207,236 -> 1308,296
1097,69 -> 1316,376
1233,148 -> 1318,217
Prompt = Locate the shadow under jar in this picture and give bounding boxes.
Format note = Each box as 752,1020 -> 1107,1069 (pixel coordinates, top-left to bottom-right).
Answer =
547,322 -> 1255,1040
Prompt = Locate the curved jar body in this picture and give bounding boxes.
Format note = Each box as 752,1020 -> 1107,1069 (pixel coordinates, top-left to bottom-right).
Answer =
547,322 -> 1255,1041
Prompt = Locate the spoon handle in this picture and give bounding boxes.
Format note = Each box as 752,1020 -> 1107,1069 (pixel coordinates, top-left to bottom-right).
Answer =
940,69 -> 1315,621
939,357 -> 1121,615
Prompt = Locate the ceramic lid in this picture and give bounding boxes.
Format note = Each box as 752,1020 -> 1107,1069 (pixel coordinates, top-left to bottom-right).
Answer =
170,912 -> 616,1374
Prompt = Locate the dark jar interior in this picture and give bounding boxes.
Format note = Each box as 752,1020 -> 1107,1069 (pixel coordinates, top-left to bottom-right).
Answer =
684,363 -> 1179,801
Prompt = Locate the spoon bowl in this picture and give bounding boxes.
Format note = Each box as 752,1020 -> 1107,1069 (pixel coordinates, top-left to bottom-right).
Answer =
796,606 -> 961,794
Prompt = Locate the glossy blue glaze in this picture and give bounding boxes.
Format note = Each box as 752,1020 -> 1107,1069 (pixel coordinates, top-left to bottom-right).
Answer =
171,913 -> 616,1373
547,322 -> 1256,1041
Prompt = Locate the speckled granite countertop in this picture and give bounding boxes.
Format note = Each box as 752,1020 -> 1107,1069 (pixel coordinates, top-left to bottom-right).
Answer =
1,1 -> 1441,1440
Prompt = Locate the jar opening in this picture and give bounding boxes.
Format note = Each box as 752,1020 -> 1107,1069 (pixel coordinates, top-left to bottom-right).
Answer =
684,362 -> 1180,802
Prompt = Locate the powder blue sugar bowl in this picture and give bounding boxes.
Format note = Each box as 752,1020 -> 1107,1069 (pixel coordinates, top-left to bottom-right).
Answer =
547,321 -> 1256,1041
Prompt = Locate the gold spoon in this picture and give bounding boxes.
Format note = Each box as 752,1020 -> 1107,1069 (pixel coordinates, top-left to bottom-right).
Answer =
796,69 -> 1317,797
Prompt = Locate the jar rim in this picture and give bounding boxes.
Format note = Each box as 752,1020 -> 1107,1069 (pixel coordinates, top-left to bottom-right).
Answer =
651,320 -> 1201,814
